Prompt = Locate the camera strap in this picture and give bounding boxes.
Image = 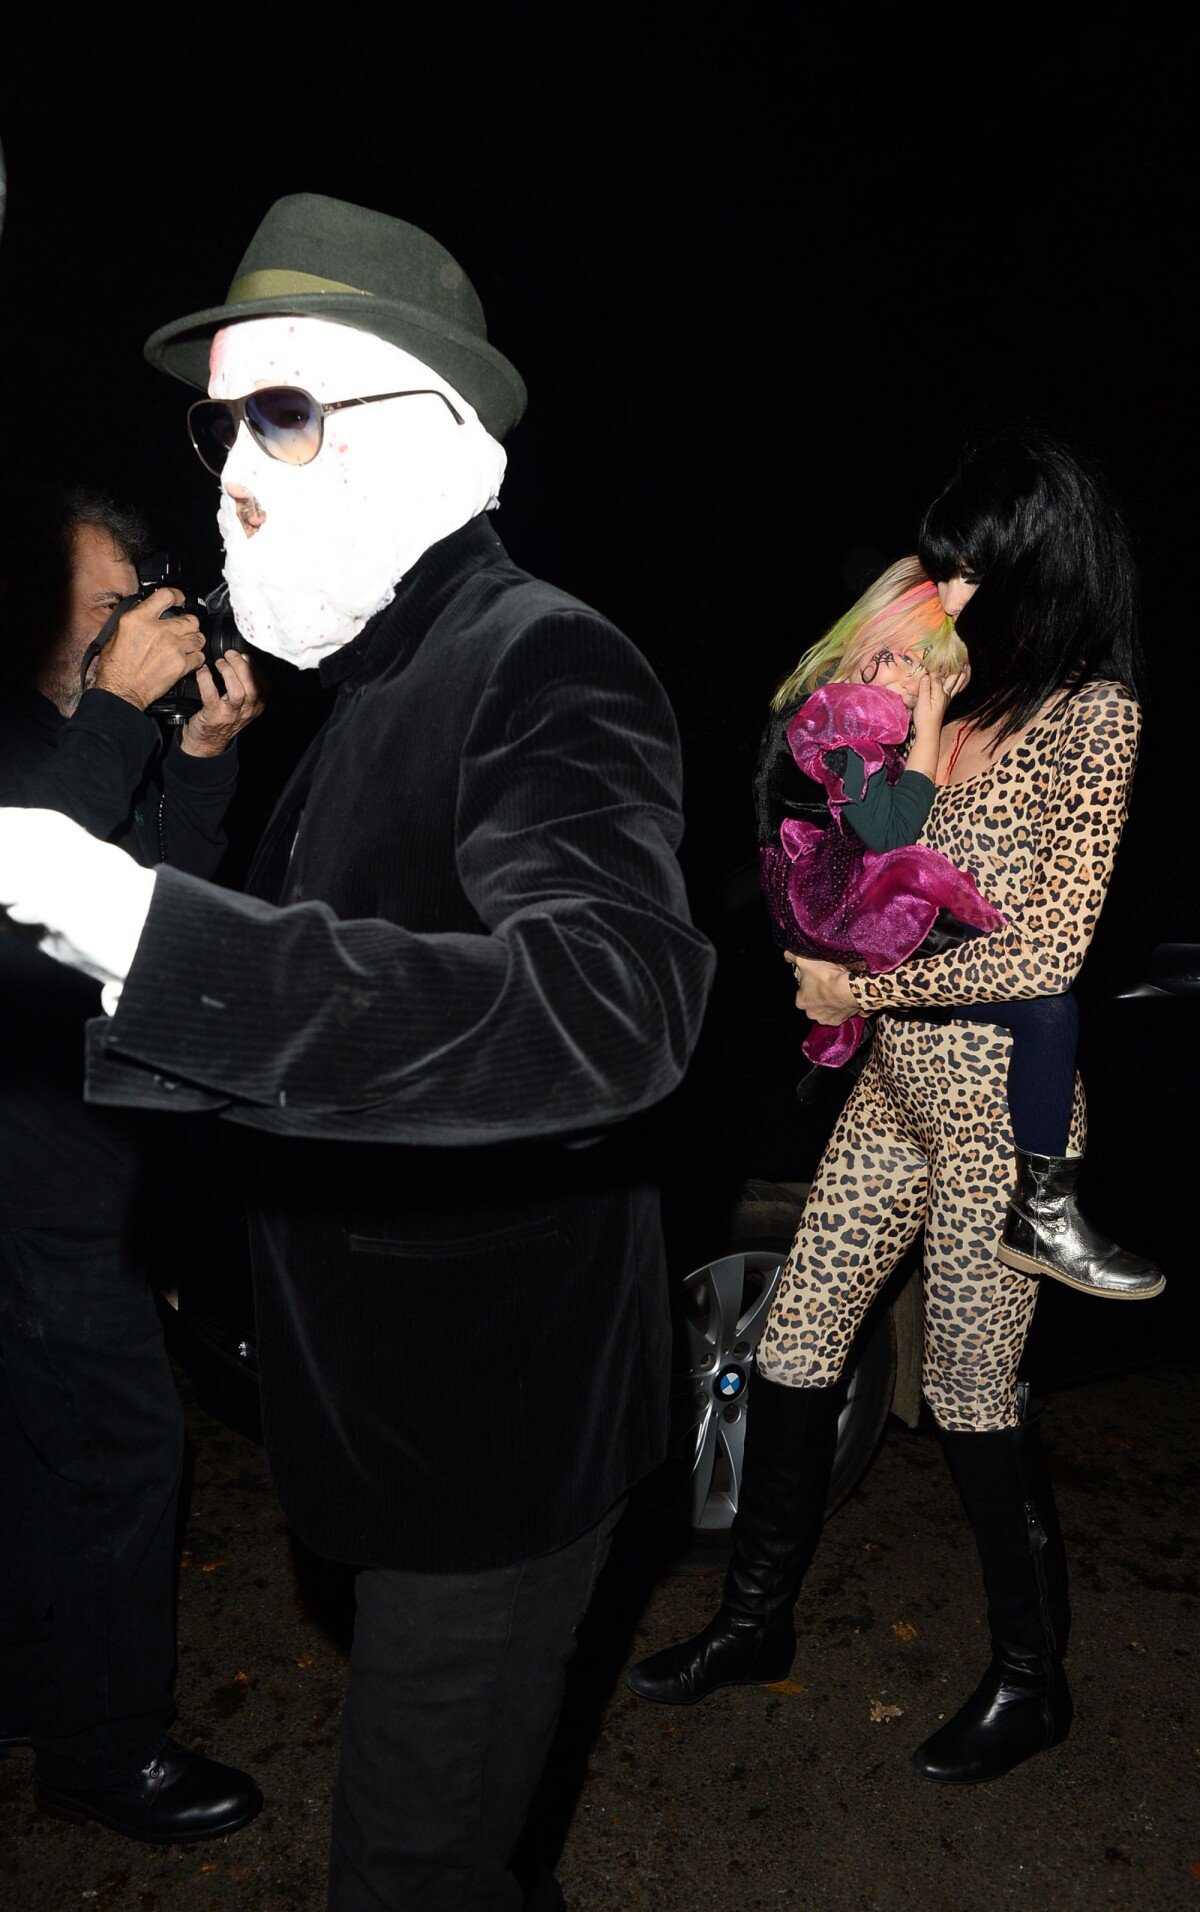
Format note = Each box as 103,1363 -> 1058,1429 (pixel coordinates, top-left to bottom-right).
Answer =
78,593 -> 141,696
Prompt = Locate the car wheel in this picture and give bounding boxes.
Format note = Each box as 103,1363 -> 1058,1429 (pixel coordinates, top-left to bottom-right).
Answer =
646,1221 -> 898,1566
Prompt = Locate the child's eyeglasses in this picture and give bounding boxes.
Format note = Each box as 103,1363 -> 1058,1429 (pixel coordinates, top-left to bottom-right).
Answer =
861,648 -> 925,683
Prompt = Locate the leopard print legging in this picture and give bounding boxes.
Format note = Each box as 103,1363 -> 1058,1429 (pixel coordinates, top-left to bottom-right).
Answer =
758,680 -> 1137,1431
757,1016 -> 1084,1429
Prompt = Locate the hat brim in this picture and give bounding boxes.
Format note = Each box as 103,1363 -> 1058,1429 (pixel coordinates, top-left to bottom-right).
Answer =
144,293 -> 527,440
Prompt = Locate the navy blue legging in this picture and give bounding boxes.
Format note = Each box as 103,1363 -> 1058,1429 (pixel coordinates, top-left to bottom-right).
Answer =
953,992 -> 1079,1156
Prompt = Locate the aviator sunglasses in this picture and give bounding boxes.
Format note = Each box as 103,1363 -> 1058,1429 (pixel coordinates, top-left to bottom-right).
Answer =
187,384 -> 465,476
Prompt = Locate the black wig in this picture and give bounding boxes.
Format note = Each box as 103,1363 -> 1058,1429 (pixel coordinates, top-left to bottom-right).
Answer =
917,424 -> 1143,744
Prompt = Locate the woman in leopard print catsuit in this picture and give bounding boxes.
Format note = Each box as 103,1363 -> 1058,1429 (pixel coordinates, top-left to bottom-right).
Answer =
628,425 -> 1145,1788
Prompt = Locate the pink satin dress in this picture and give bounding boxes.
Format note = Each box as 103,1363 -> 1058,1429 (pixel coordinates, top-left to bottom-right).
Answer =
757,683 -> 1006,1066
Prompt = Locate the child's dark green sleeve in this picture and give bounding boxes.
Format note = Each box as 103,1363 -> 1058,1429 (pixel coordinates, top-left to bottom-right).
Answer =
838,750 -> 936,851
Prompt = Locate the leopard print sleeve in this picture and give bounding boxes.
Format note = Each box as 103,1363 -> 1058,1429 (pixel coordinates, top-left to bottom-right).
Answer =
852,681 -> 1141,1013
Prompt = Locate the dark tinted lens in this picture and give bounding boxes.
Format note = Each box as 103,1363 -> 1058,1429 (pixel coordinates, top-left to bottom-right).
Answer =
245,386 -> 321,464
188,400 -> 238,474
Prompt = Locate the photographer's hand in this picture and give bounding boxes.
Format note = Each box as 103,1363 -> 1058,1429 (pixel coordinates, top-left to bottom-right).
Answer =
181,650 -> 269,758
93,588 -> 206,710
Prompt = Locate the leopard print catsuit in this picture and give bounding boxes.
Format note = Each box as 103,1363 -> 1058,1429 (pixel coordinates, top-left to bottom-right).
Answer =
757,681 -> 1141,1430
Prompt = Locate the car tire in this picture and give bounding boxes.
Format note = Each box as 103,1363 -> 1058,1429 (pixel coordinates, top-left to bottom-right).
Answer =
643,1201 -> 898,1568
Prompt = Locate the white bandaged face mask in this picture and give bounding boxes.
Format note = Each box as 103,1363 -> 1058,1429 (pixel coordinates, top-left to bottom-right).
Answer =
208,316 -> 507,667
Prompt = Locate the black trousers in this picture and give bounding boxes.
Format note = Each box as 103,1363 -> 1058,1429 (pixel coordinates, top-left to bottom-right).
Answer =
327,1500 -> 625,1911
0,1221 -> 183,1788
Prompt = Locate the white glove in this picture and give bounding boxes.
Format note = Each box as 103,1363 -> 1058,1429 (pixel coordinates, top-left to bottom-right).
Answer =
0,808 -> 156,1013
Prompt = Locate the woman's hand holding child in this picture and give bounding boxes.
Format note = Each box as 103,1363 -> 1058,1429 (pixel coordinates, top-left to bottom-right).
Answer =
783,952 -> 861,1025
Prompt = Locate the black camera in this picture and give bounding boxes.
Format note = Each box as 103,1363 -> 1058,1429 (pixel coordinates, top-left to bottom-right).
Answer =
82,550 -> 252,728
138,552 -> 251,726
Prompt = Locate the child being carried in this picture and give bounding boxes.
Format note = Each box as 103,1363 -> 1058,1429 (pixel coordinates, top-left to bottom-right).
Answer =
754,557 -> 1163,1303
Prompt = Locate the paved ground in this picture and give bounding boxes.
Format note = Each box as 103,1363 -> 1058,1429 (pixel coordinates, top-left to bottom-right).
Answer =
3,1354 -> 1197,1911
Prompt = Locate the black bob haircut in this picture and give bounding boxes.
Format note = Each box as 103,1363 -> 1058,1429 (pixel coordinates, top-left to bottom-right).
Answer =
917,424 -> 1144,745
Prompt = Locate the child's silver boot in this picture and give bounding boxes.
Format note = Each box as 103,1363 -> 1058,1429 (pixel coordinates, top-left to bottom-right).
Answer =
998,1148 -> 1165,1299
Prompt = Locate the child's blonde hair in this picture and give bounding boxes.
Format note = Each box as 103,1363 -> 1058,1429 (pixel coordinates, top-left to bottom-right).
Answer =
770,556 -> 966,712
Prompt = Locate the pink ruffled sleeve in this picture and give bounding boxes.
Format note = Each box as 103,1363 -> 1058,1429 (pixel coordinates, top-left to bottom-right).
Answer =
785,682 -> 910,806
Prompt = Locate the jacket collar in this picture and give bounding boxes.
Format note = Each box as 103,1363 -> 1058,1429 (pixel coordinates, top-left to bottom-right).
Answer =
1,682 -> 64,738
319,513 -> 508,689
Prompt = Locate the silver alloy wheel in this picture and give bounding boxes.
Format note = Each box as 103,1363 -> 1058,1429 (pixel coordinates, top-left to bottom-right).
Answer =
667,1247 -> 866,1533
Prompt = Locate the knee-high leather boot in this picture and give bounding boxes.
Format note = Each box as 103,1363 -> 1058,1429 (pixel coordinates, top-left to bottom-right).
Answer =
626,1370 -> 842,1705
913,1387 -> 1072,1783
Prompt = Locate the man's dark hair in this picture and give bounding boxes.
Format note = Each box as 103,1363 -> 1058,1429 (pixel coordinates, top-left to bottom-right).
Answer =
917,424 -> 1143,744
0,480 -> 153,679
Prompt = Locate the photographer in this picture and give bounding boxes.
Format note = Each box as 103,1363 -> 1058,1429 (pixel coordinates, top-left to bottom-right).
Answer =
0,481 -> 265,1841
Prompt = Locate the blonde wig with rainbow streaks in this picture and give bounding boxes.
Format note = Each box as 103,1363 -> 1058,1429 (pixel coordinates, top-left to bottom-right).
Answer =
771,557 -> 966,713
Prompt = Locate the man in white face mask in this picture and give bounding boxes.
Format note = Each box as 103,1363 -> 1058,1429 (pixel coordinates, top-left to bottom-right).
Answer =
209,314 -> 507,668
0,193 -> 715,1910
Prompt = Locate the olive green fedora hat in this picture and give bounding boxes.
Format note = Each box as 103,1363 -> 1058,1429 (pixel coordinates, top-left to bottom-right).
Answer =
144,192 -> 527,439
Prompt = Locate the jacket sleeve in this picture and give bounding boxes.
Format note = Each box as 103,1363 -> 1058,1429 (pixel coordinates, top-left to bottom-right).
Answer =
0,689 -> 157,837
853,683 -> 1140,1013
839,755 -> 936,852
157,735 -> 240,879
86,613 -> 717,1143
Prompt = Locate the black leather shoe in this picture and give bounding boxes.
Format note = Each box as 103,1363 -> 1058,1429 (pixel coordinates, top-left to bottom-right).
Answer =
912,1652 -> 1072,1783
626,1609 -> 796,1704
0,1727 -> 32,1755
36,1738 -> 263,1843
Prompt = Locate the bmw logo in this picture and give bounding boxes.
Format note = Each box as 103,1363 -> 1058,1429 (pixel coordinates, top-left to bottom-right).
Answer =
716,1366 -> 746,1400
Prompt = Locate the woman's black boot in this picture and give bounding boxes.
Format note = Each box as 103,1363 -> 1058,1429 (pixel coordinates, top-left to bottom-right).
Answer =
625,1370 -> 842,1705
913,1387 -> 1072,1783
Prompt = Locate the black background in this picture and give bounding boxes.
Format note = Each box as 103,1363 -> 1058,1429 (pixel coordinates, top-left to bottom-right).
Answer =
0,15 -> 1197,991
1,12 -> 1197,1363
1,10 -> 1196,919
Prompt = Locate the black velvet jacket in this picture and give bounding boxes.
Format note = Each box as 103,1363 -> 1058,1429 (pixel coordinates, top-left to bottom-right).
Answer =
86,515 -> 716,1570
